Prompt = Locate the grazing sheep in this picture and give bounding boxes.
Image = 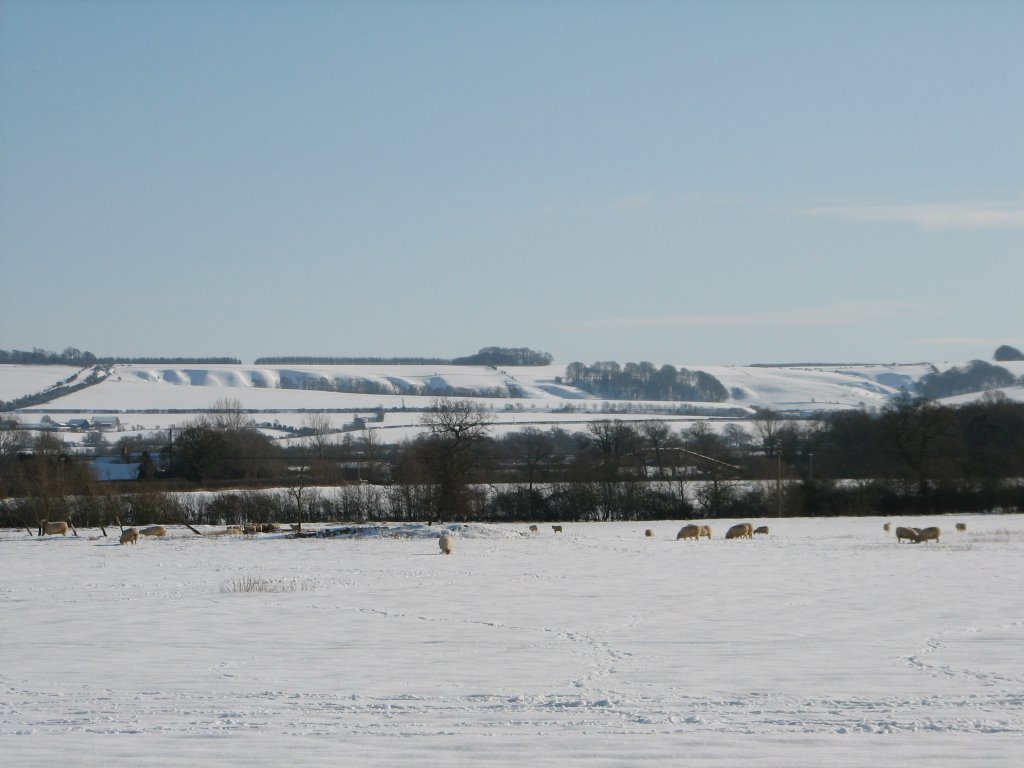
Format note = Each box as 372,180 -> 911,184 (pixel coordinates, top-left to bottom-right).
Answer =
956,523 -> 967,532
699,525 -> 712,539
754,525 -> 769,535
552,525 -> 563,533
140,525 -> 167,537
120,527 -> 140,545
883,523 -> 891,533
676,524 -> 701,540
225,526 -> 243,535
41,521 -> 69,536
915,526 -> 941,544
645,529 -> 654,537
529,525 -> 539,534
895,526 -> 920,543
438,532 -> 455,555
725,523 -> 753,540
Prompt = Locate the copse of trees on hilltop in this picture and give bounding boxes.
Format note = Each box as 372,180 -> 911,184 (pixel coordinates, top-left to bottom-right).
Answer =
994,344 -> 1024,362
915,360 -> 1021,400
255,347 -> 553,367
564,361 -> 729,402
451,347 -> 554,366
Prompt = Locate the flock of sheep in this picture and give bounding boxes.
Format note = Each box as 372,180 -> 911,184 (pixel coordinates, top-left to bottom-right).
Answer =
436,519 -> 968,553
33,520 -> 277,545
671,522 -> 773,540
34,516 -> 966,554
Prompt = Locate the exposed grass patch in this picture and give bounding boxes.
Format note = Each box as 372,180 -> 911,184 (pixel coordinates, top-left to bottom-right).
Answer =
964,528 -> 1024,544
220,575 -> 311,593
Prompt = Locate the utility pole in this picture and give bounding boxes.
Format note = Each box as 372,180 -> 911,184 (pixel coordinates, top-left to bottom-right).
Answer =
776,454 -> 782,517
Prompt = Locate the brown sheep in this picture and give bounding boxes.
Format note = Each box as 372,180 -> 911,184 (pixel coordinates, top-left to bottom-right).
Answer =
883,522 -> 891,533
140,525 -> 167,537
699,525 -> 712,539
41,521 -> 69,536
438,532 -> 455,555
895,526 -> 920,543
645,529 -> 654,537
754,525 -> 769,535
915,526 -> 941,544
955,523 -> 967,532
676,524 -> 701,540
529,525 -> 539,534
725,523 -> 753,539
552,525 -> 563,533
120,527 -> 140,545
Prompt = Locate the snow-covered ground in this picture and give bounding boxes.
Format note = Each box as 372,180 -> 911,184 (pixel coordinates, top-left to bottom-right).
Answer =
2,515 -> 1022,766
0,364 -> 84,403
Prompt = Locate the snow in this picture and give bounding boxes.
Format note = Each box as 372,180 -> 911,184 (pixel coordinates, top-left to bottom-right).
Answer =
4,361 -> 1023,447
0,364 -> 84,402
2,515 -> 1022,766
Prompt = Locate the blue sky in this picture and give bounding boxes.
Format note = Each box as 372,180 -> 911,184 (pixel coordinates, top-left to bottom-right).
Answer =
1,0 -> 1022,366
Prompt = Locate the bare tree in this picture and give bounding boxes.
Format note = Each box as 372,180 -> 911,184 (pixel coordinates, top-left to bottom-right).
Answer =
641,419 -> 672,478
362,426 -> 383,483
303,413 -> 333,460
208,398 -> 255,432
284,463 -> 318,532
420,398 -> 492,443
0,415 -> 28,465
417,399 -> 492,521
753,408 -> 784,457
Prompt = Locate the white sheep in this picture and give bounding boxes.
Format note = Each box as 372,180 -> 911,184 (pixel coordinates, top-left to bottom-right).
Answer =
529,525 -> 539,534
41,521 -> 69,536
915,526 -> 941,544
140,525 -> 167,537
120,527 -> 140,545
699,525 -> 712,539
883,522 -> 892,533
895,526 -> 920,543
676,524 -> 701,540
645,529 -> 655,537
725,523 -> 753,540
955,522 -> 967,532
754,525 -> 769,535
439,532 -> 455,555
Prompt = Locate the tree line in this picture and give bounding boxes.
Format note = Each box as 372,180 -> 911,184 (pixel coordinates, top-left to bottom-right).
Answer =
0,348 -> 241,366
2,394 -> 1022,529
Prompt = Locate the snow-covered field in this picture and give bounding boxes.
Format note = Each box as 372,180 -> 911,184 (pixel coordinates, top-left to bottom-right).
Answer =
2,515 -> 1022,766
0,365 -> 82,403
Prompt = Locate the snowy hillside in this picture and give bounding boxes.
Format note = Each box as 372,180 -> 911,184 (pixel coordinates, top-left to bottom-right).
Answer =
3,360 -> 1021,444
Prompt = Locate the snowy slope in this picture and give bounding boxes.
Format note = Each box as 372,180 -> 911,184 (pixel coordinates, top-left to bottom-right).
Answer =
0,364 -> 86,402
4,360 -> 1021,445
7,361 -> 931,414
